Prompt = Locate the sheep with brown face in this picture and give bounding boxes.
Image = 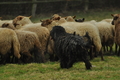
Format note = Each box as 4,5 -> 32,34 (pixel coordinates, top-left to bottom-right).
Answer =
111,14 -> 120,56
12,15 -> 32,28
12,15 -> 50,62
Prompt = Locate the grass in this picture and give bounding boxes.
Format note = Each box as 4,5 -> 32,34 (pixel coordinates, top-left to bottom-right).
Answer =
1,9 -> 120,80
0,56 -> 120,80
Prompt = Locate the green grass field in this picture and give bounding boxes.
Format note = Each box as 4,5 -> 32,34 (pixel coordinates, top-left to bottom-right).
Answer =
0,56 -> 120,80
1,9 -> 120,80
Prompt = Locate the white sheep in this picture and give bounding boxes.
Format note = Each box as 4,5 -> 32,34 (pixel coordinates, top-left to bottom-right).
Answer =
2,22 -> 46,63
89,20 -> 115,53
0,20 -> 12,27
0,28 -> 21,64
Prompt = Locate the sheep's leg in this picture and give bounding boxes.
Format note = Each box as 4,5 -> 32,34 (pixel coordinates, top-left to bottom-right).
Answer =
82,55 -> 92,70
117,46 -> 120,56
109,46 -> 113,54
0,54 -> 7,65
99,49 -> 104,61
22,52 -> 33,63
115,44 -> 118,55
34,50 -> 46,63
5,53 -> 11,63
103,46 -> 106,52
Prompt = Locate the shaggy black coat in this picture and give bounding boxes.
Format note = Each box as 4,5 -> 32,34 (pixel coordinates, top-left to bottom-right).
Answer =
50,26 -> 92,69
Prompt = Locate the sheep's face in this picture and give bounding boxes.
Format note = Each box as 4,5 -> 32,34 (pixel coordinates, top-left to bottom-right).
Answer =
111,14 -> 120,25
13,16 -> 31,27
2,22 -> 16,30
75,18 -> 85,22
41,19 -> 52,26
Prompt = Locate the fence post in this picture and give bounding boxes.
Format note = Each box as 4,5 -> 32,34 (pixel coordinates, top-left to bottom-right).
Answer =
84,0 -> 89,12
32,0 -> 37,17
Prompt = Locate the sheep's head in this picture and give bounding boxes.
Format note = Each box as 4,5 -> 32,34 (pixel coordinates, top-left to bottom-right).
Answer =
65,16 -> 75,22
13,15 -> 32,27
65,16 -> 76,22
111,14 -> 120,25
50,14 -> 61,20
1,22 -> 16,30
41,19 -> 52,26
75,18 -> 85,22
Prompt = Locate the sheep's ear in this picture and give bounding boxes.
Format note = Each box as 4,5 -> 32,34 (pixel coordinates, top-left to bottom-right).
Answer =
82,18 -> 85,21
40,20 -> 43,22
84,32 -> 89,37
64,17 -> 67,19
111,14 -> 114,17
28,16 -> 32,18
17,16 -> 23,20
73,32 -> 76,35
56,17 -> 60,20
73,16 -> 76,19
48,20 -> 52,24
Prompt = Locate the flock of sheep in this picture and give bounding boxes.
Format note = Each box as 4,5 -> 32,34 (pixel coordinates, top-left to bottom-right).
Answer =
0,13 -> 119,69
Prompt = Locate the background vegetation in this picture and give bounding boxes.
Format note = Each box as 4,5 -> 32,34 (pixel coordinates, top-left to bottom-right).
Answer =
0,0 -> 120,19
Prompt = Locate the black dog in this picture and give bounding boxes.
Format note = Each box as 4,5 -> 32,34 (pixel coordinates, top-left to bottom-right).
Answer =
50,26 -> 92,69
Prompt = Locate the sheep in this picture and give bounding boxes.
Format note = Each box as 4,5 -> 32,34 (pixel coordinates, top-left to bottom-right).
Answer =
41,19 -> 103,60
50,14 -> 84,22
75,18 -> 85,22
50,14 -> 62,21
2,20 -> 50,62
101,18 -> 113,23
2,22 -> 45,63
13,15 -> 43,29
0,20 -> 12,27
0,28 -> 21,64
111,14 -> 120,56
65,16 -> 76,22
90,20 -> 115,54
19,26 -> 50,60
50,14 -> 76,22
50,26 -> 92,69
13,15 -> 32,28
